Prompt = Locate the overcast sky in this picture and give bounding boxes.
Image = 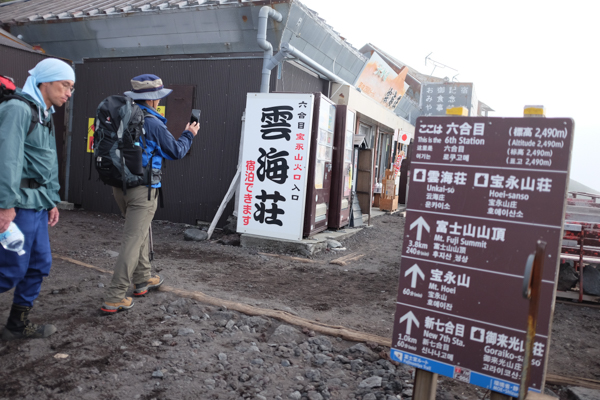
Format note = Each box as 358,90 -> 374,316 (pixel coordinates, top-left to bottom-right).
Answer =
299,0 -> 600,191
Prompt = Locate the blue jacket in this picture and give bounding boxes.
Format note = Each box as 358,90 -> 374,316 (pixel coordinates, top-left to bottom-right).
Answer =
139,105 -> 194,188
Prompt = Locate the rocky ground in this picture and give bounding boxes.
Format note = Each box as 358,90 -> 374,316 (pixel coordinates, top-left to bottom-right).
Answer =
0,209 -> 599,400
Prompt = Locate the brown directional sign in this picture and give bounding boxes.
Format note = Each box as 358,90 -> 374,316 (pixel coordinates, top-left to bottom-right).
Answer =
390,116 -> 574,397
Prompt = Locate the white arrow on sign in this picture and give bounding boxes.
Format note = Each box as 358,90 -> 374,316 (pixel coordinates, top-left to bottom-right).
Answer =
404,264 -> 425,288
409,216 -> 430,241
399,311 -> 420,335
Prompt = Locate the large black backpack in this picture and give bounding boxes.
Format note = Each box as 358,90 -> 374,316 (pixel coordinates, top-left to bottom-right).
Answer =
0,74 -> 52,135
93,95 -> 150,193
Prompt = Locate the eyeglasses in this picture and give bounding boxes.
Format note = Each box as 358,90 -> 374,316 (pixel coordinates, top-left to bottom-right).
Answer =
57,81 -> 75,94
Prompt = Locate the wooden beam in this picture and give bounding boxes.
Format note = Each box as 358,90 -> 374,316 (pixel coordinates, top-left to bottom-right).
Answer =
329,252 -> 365,266
207,168 -> 240,240
545,373 -> 600,390
555,290 -> 600,303
258,252 -> 316,263
490,389 -> 559,399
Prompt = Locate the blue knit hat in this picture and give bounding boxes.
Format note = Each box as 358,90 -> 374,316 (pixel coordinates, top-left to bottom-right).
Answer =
124,74 -> 172,100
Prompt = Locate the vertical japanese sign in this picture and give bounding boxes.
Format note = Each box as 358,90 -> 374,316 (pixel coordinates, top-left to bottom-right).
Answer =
391,116 -> 574,396
420,83 -> 476,116
237,93 -> 314,241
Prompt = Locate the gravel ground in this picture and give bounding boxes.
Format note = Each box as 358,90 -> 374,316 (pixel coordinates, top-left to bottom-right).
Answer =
0,209 -> 599,399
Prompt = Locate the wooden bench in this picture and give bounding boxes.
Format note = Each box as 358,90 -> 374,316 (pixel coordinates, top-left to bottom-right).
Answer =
559,192 -> 600,302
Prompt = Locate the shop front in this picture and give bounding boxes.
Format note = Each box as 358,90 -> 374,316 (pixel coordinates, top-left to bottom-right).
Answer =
329,84 -> 414,226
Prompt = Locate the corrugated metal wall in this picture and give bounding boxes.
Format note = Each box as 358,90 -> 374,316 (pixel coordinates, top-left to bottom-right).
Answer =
69,54 -> 326,225
274,60 -> 329,95
0,45 -> 48,84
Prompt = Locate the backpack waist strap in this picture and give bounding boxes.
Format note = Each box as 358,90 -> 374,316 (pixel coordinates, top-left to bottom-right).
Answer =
20,178 -> 43,189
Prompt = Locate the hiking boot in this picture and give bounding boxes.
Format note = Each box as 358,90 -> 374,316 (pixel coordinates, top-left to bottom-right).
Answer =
101,297 -> 134,314
1,304 -> 57,341
133,275 -> 164,297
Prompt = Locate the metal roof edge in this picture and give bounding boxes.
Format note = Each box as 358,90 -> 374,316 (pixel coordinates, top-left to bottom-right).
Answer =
0,0 -> 30,8
0,0 -> 291,26
479,100 -> 494,112
292,0 -> 366,62
0,26 -> 34,49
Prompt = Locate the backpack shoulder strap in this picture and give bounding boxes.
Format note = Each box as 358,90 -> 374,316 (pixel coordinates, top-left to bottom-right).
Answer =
140,109 -> 159,155
142,109 -> 158,119
0,94 -> 41,135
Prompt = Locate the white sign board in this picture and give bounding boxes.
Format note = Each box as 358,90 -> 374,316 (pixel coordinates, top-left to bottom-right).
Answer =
420,82 -> 476,116
237,93 -> 315,241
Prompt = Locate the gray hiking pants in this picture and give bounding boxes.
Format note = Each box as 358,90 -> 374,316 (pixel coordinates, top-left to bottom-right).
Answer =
104,185 -> 158,303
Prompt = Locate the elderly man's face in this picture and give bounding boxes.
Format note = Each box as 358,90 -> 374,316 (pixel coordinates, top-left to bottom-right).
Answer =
39,80 -> 74,109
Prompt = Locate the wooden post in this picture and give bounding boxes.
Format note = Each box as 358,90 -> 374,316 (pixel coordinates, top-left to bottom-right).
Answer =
206,168 -> 241,240
413,369 -> 438,400
490,392 -> 513,400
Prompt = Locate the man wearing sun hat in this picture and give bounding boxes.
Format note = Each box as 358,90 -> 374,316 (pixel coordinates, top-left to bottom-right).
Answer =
0,58 -> 75,340
101,74 -> 199,314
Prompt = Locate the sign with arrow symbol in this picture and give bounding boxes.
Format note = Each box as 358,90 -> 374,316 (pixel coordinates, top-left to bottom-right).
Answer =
404,264 -> 425,288
391,116 -> 574,397
399,311 -> 419,335
409,216 -> 430,241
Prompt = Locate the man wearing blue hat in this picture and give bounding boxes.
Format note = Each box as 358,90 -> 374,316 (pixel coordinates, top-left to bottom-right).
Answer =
0,58 -> 75,340
101,74 -> 198,314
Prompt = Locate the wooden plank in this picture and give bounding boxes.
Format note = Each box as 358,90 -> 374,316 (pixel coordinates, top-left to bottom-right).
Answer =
566,205 -> 600,216
330,252 -> 365,266
563,230 -> 600,240
54,255 -> 112,275
525,392 -> 561,400
350,195 -> 364,227
555,290 -> 600,303
562,244 -> 600,253
564,223 -> 583,231
560,254 -> 600,264
207,168 -> 240,240
257,252 -> 316,264
545,373 -> 600,390
565,212 -> 600,223
556,299 -> 600,309
491,390 -> 556,399
565,221 -> 600,230
413,369 -> 437,400
561,239 -> 578,247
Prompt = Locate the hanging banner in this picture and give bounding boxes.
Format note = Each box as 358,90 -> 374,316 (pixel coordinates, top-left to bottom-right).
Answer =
354,52 -> 408,110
